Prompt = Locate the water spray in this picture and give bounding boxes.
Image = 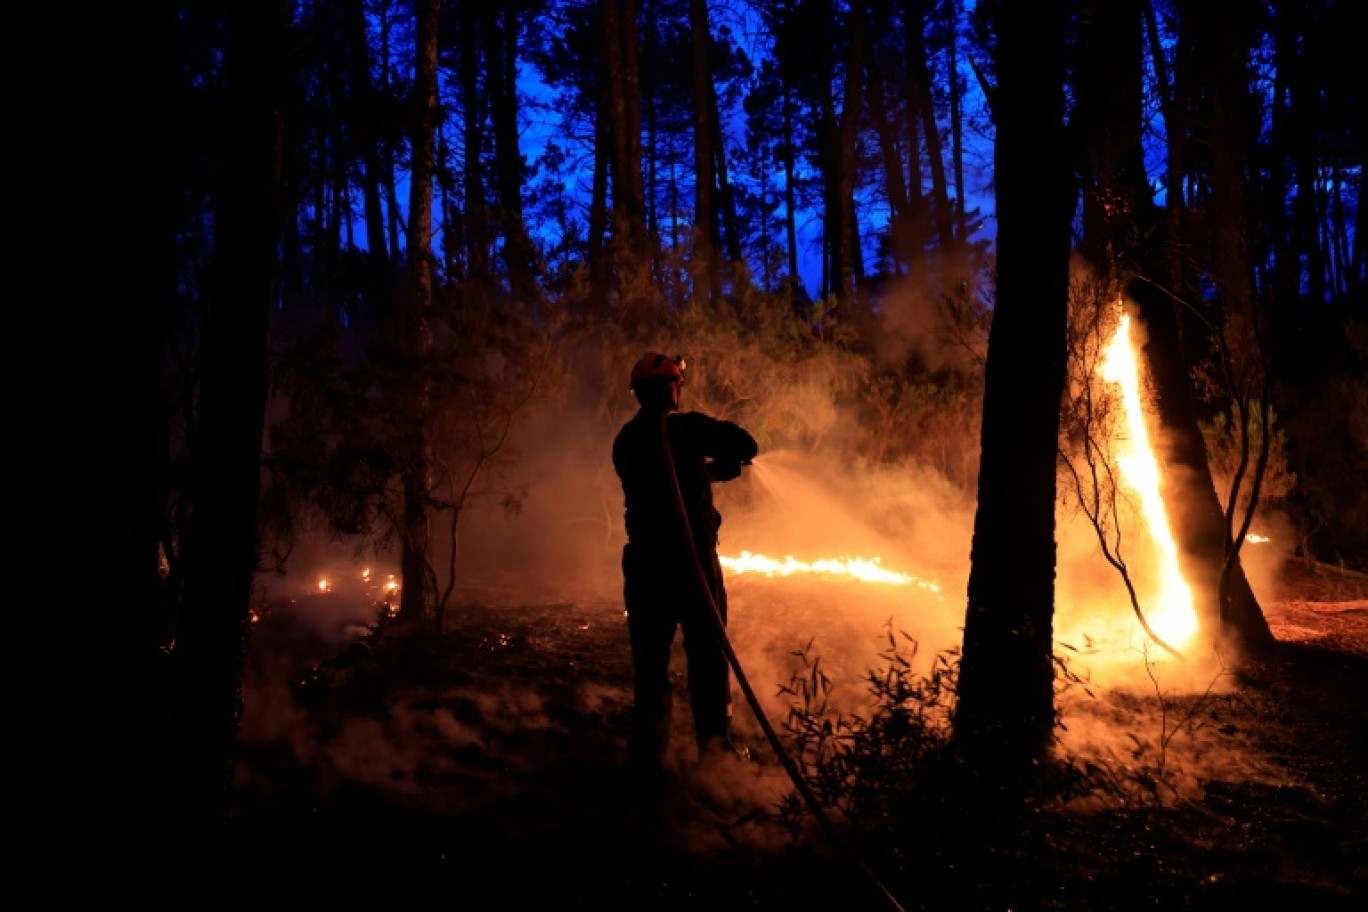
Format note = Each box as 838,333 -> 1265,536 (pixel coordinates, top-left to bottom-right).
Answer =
656,413 -> 910,912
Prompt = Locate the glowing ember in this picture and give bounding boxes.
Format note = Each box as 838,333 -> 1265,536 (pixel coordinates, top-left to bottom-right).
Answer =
1100,311 -> 1198,646
1246,534 -> 1269,544
720,550 -> 940,592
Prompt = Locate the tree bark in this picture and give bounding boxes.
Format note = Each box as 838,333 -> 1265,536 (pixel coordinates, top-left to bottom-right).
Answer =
820,0 -> 866,320
1138,0 -> 1275,655
77,0 -> 185,877
906,0 -> 953,247
394,0 -> 440,630
690,0 -> 720,304
171,0 -> 286,834
945,0 -> 968,242
1079,0 -> 1273,657
486,1 -> 547,315
779,85 -> 799,290
459,0 -> 490,287
1185,0 -> 1275,653
601,0 -> 651,322
709,80 -> 742,269
349,0 -> 389,270
588,65 -> 610,314
953,0 -> 1074,799
867,75 -> 917,278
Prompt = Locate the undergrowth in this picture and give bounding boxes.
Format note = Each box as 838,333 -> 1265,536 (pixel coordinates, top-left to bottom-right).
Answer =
770,621 -> 1202,847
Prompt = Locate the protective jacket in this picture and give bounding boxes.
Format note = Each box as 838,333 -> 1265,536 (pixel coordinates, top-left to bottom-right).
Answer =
612,408 -> 758,557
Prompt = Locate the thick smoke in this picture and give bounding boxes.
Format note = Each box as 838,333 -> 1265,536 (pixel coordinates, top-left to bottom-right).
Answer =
239,325 -> 1304,842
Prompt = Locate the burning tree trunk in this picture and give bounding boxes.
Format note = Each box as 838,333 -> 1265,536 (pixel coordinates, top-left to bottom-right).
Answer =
1073,0 -> 1273,658
1128,283 -> 1274,656
952,0 -> 1074,796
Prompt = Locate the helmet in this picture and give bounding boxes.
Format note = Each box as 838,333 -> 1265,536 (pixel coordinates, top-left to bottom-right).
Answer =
629,351 -> 685,390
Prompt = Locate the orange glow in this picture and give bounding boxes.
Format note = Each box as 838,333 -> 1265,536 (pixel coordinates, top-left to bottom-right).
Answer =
720,550 -> 941,593
1100,311 -> 1198,646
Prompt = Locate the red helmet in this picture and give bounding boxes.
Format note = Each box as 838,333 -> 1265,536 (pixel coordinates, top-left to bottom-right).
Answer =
629,351 -> 685,389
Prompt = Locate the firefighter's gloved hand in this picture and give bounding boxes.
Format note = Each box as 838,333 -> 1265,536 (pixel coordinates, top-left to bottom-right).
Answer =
707,458 -> 744,482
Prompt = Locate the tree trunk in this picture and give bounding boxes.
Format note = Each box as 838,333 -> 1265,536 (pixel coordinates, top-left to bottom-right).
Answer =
782,86 -> 799,294
1133,0 -> 1275,655
867,76 -> 916,277
825,0 -> 866,320
1081,0 -> 1274,658
348,0 -> 389,271
459,0 -> 489,288
945,0 -> 968,242
603,0 -> 645,235
1075,0 -> 1148,284
588,67 -> 610,314
78,0 -> 184,873
953,0 -> 1073,800
689,0 -> 720,304
486,2 -> 546,315
620,0 -> 646,228
171,0 -> 286,835
601,0 -> 651,322
1189,0 -> 1275,654
709,74 -> 742,269
393,0 -> 440,631
907,0 -> 953,247
377,8 -> 403,260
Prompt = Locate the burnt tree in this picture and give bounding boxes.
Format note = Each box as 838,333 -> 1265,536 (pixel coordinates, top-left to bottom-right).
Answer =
1129,0 -> 1273,656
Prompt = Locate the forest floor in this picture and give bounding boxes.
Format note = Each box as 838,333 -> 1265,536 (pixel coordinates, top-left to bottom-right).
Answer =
208,556 -> 1366,910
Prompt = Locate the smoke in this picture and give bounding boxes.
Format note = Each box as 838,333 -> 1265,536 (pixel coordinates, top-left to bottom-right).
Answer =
871,258 -> 989,376
1052,681 -> 1285,806
238,322 -> 1309,852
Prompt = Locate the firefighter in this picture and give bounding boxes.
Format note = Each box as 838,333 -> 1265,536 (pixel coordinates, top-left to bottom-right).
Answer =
612,351 -> 758,778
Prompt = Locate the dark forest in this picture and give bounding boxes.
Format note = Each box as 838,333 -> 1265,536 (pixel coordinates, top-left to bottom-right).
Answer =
66,0 -> 1364,907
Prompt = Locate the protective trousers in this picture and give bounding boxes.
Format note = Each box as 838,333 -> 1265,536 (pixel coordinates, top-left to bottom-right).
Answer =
622,541 -> 732,769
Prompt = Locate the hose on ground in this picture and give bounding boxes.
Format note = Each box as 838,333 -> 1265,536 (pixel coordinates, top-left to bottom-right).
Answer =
656,411 -> 909,912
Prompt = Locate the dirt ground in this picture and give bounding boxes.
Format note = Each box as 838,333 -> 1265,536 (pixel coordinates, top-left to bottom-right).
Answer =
214,556 -> 1367,910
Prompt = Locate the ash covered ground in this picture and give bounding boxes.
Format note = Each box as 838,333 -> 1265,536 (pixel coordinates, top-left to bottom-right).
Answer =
218,549 -> 1368,910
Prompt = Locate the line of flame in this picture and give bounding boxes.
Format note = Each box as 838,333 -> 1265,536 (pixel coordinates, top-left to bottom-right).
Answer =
1100,310 -> 1198,646
719,550 -> 940,592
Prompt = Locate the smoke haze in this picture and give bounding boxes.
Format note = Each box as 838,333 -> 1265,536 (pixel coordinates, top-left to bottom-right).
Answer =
239,329 -> 1305,839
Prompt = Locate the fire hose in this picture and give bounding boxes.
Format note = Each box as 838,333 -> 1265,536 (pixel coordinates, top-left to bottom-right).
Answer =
657,412 -> 910,912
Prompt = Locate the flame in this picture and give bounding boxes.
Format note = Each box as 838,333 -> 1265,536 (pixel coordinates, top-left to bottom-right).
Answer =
1100,311 -> 1198,646
720,550 -> 941,593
